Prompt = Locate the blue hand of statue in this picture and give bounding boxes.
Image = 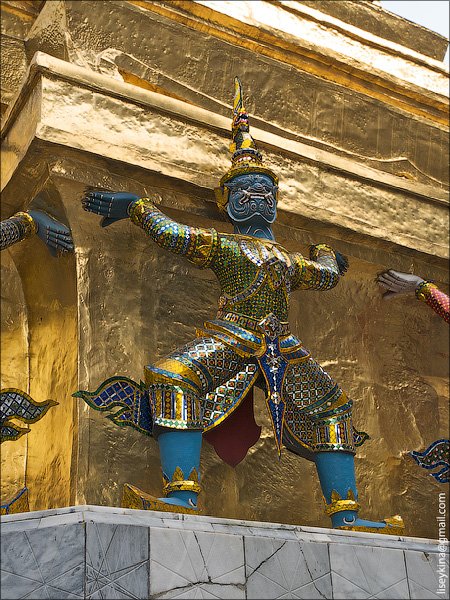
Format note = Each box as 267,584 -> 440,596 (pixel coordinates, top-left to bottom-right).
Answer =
82,191 -> 140,227
27,210 -> 74,257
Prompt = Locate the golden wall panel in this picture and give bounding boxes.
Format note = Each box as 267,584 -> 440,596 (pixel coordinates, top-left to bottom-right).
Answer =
0,251 -> 28,503
182,0 -> 447,92
3,59 -> 446,261
0,0 -> 44,113
15,236 -> 78,510
0,187 -> 78,511
0,36 -> 27,114
0,1 -> 43,39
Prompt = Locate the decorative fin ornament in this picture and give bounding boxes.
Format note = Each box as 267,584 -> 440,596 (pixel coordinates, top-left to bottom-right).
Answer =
1,420 -> 30,442
352,426 -> 370,447
73,376 -> 152,436
0,389 -> 58,443
410,439 -> 449,483
0,487 -> 29,515
216,77 -> 278,213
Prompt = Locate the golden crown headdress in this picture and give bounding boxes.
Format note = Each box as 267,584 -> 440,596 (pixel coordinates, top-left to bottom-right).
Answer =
215,77 -> 278,214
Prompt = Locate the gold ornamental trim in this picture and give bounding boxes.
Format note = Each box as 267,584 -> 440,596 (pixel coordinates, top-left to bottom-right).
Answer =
144,364 -> 199,393
14,212 -> 38,237
162,467 -> 202,496
163,480 -> 202,495
383,515 -> 405,529
128,197 -> 154,224
203,320 -> 262,350
325,499 -> 360,516
416,281 -> 439,302
324,489 -> 360,516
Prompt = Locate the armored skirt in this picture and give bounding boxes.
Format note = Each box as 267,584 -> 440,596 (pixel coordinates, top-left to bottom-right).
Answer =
145,315 -> 364,465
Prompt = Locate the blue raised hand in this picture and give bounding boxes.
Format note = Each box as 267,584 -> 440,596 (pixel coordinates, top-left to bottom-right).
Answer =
27,210 -> 74,257
82,191 -> 140,227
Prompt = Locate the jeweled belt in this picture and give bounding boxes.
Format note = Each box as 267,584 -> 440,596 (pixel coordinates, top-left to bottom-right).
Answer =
220,311 -> 290,336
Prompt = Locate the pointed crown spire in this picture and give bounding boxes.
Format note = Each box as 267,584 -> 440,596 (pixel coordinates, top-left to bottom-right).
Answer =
229,76 -> 262,163
215,77 -> 278,213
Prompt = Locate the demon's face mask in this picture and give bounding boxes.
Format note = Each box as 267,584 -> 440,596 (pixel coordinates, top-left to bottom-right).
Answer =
225,173 -> 278,227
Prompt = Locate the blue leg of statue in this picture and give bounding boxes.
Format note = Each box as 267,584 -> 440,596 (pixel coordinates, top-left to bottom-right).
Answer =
156,429 -> 202,510
315,451 -> 404,533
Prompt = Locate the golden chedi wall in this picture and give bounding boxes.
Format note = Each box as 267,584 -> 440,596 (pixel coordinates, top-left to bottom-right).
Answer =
1,0 -> 448,539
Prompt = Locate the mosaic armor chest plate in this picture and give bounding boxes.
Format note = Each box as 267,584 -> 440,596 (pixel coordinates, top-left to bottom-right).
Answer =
213,235 -> 294,324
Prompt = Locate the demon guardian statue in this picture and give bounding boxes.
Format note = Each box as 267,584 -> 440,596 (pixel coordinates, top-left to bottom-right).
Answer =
77,78 -> 403,535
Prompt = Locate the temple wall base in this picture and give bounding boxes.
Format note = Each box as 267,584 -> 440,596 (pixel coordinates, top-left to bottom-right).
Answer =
1,505 -> 448,599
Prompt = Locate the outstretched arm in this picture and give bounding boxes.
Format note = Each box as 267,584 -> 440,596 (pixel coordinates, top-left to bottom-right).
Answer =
0,210 -> 73,256
377,270 -> 449,324
82,191 -> 219,268
290,244 -> 346,291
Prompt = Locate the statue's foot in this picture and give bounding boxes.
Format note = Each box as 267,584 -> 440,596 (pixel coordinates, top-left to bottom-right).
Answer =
334,514 -> 404,536
122,483 -> 199,514
156,496 -> 198,511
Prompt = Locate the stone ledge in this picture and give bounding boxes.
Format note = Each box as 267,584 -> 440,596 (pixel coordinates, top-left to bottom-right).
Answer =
1,505 -> 448,599
2,52 -> 448,205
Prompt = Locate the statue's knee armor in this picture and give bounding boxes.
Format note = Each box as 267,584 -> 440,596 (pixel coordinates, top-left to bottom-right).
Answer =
146,378 -> 203,430
309,392 -> 355,454
145,336 -> 244,430
282,357 -> 357,455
